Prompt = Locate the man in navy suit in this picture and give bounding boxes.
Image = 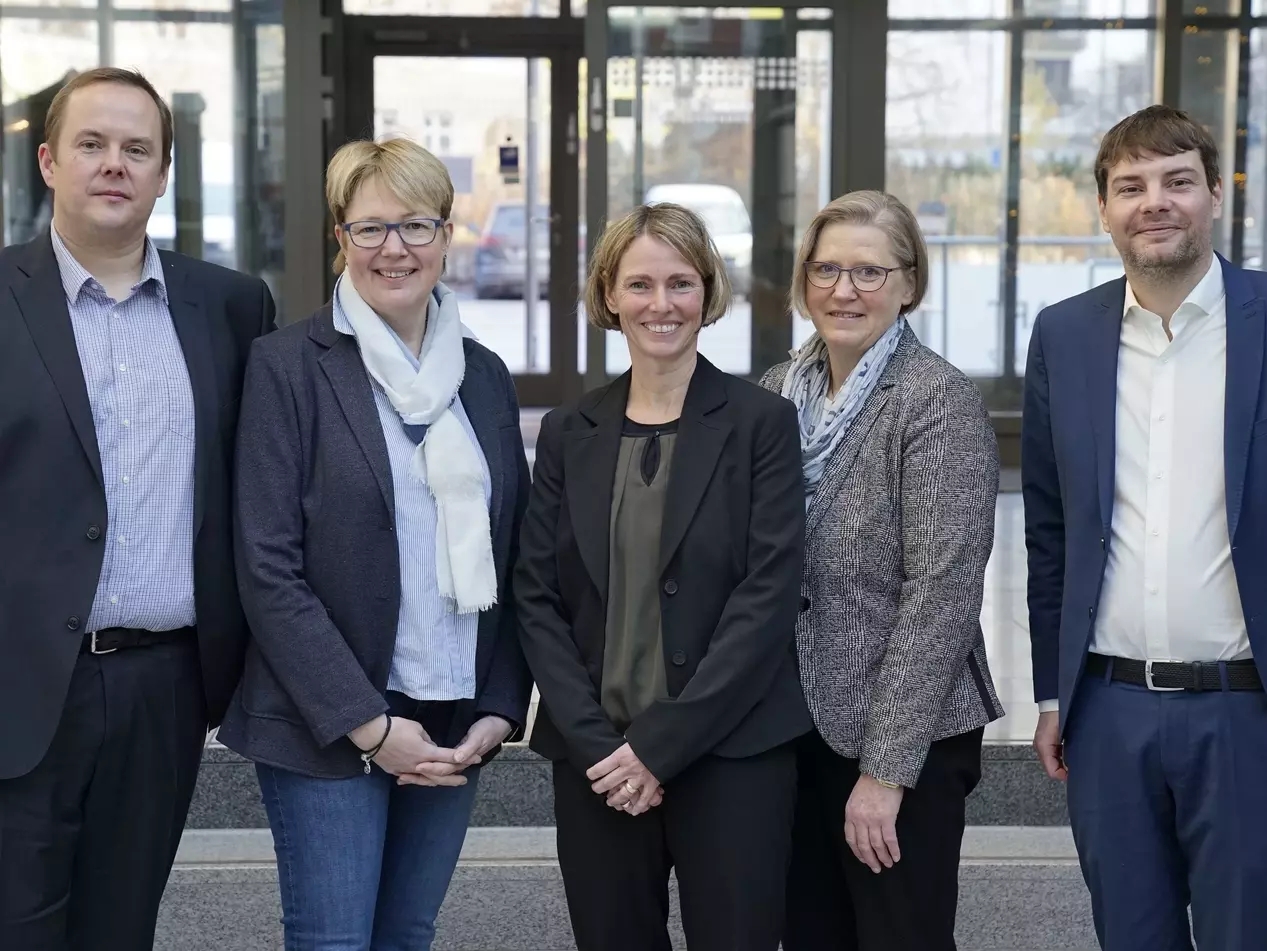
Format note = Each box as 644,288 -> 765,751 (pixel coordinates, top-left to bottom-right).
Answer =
0,68 -> 273,950
1023,104 -> 1267,950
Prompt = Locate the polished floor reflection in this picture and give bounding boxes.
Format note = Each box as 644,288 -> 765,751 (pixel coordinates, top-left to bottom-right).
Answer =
983,491 -> 1036,744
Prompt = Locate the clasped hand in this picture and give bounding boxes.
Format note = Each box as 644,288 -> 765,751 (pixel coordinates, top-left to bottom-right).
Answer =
353,715 -> 513,787
587,743 -> 664,816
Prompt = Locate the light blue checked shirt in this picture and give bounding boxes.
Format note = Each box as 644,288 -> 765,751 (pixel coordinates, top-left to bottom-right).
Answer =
333,297 -> 489,701
51,225 -> 197,633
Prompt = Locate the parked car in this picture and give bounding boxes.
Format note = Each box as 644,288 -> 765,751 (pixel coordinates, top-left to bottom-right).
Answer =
474,202 -> 550,300
644,183 -> 752,297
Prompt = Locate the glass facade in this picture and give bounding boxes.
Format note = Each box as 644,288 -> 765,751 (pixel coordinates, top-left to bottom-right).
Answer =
5,0 -> 1267,414
0,0 -> 284,303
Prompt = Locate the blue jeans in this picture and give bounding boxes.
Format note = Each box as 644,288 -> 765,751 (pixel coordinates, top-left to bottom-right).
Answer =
256,702 -> 480,951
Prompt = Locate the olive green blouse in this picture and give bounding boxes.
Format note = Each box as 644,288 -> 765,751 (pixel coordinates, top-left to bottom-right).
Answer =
600,418 -> 679,731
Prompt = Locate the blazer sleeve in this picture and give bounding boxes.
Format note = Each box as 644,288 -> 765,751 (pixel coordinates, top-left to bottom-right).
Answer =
858,374 -> 999,789
233,341 -> 389,748
1021,311 -> 1064,704
473,363 -> 534,739
514,410 -> 629,769
624,398 -> 805,784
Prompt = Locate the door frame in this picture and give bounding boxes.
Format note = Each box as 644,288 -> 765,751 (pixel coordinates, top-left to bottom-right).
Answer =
336,15 -> 586,408
581,0 -> 879,390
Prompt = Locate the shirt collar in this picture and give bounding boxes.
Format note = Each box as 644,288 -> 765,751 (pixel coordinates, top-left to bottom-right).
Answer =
49,223 -> 168,306
1123,253 -> 1223,322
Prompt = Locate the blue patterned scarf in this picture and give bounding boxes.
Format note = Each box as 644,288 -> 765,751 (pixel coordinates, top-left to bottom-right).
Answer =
780,318 -> 907,500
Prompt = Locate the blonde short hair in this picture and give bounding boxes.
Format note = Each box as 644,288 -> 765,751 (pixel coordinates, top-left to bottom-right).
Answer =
584,203 -> 732,331
791,190 -> 929,319
326,136 -> 454,274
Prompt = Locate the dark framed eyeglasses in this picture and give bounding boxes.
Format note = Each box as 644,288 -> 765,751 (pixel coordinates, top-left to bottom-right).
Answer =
343,217 -> 445,249
803,261 -> 904,291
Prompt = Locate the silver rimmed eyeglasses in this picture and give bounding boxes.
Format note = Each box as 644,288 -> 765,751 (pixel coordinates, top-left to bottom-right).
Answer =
803,261 -> 904,291
343,217 -> 445,249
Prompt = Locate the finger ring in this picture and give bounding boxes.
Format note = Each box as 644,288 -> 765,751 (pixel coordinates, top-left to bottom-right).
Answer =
624,781 -> 639,795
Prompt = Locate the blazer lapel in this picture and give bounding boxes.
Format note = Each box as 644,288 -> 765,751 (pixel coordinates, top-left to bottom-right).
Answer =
312,309 -> 396,521
565,375 -> 627,602
163,254 -> 219,536
1221,258 -> 1264,543
13,236 -> 104,487
1081,281 -> 1126,532
458,340 -> 506,545
658,357 -> 732,574
804,332 -> 916,538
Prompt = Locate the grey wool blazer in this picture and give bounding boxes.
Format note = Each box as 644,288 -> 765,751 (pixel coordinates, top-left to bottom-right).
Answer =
761,327 -> 1004,787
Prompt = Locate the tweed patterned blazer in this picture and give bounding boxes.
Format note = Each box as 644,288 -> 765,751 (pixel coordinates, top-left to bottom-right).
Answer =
761,327 -> 1004,787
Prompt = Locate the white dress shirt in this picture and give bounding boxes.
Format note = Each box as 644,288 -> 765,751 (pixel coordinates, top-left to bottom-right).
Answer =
1039,256 -> 1250,714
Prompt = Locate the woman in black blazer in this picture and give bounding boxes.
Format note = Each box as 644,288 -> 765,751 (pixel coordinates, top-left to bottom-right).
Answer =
514,202 -> 811,951
218,137 -> 532,950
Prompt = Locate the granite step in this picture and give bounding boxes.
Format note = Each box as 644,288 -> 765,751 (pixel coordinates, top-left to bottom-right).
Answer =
158,826 -> 1097,951
191,741 -> 1069,830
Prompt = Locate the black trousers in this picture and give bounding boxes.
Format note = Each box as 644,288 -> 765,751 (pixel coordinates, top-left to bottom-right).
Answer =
553,742 -> 798,951
0,637 -> 207,951
783,727 -> 984,951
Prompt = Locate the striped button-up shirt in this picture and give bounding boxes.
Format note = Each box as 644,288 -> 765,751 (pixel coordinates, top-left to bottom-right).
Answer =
333,298 -> 489,701
51,226 -> 197,632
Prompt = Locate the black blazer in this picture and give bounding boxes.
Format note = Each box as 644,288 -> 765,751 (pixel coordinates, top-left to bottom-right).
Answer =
0,233 -> 274,780
216,304 -> 533,779
514,355 -> 812,784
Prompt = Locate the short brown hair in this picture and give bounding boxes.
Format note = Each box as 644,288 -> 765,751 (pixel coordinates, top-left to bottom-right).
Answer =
326,137 -> 454,274
791,190 -> 928,319
1094,105 -> 1220,200
44,67 -> 173,171
584,203 -> 732,331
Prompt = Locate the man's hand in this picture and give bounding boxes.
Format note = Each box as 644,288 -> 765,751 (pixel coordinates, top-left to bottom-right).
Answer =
587,743 -> 661,816
1033,710 -> 1067,781
844,774 -> 904,874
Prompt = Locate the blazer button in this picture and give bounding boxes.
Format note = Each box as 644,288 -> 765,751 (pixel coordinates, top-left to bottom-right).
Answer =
663,579 -> 678,596
671,650 -> 687,667
1087,606 -> 1095,618
800,596 -> 811,612
67,616 -> 81,631
86,525 -> 102,541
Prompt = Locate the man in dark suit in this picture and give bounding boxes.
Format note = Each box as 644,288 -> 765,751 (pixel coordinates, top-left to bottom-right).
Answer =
1023,104 -> 1267,950
0,67 -> 274,950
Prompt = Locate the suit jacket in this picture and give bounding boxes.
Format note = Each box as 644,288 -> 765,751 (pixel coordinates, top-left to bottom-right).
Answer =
1022,254 -> 1267,733
762,328 -> 1004,788
216,304 -> 533,779
0,232 -> 274,780
514,355 -> 812,784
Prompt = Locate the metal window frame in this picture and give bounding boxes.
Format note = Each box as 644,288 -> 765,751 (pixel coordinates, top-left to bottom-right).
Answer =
333,12 -> 585,407
4,0 -> 1266,406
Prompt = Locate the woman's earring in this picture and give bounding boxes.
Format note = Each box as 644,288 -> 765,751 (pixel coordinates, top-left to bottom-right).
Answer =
442,253 -> 448,275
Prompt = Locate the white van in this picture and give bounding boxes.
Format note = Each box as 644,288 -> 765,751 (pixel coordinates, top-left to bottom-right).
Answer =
644,183 -> 752,297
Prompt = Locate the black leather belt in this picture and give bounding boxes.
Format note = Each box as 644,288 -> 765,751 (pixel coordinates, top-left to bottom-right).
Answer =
81,626 -> 194,655
1087,653 -> 1263,692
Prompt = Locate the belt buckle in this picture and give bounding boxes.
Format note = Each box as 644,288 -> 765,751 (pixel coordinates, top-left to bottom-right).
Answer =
1145,660 -> 1183,692
89,631 -> 118,655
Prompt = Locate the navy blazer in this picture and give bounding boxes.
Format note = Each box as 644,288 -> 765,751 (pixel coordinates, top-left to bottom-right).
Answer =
1022,254 -> 1267,734
217,303 -> 533,778
0,233 -> 274,780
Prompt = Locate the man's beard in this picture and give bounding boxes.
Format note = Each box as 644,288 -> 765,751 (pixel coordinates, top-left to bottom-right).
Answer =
1120,225 -> 1207,280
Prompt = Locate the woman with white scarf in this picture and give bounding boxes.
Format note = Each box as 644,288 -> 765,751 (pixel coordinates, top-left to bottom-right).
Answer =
760,191 -> 1004,951
219,137 -> 532,951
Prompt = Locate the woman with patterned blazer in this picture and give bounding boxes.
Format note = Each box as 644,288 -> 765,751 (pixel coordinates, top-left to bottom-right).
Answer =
761,190 -> 1005,951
